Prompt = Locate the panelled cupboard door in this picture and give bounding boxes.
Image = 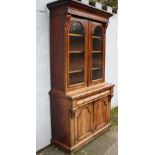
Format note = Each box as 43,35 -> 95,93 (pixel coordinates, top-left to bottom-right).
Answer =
89,21 -> 105,85
94,97 -> 109,131
75,103 -> 93,143
67,17 -> 88,91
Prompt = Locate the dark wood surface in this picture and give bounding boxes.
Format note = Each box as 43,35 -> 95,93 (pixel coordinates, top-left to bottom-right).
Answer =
50,14 -> 66,91
47,0 -> 114,153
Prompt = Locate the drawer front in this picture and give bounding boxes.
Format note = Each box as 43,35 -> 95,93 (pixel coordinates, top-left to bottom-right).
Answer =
76,90 -> 110,106
75,103 -> 93,143
94,96 -> 109,131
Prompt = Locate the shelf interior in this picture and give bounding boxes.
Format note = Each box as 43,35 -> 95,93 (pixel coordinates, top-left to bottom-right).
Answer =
70,36 -> 84,51
69,37 -> 85,85
92,67 -> 101,71
92,27 -> 103,81
69,33 -> 83,37
92,51 -> 102,53
69,71 -> 84,85
70,51 -> 84,54
69,69 -> 84,74
92,36 -> 101,39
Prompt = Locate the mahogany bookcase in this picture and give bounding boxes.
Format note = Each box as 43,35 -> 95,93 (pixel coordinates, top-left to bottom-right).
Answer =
47,0 -> 115,153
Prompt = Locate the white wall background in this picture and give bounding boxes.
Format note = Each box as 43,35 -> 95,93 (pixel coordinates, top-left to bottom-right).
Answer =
106,13 -> 118,107
36,0 -> 118,151
36,0 -> 53,151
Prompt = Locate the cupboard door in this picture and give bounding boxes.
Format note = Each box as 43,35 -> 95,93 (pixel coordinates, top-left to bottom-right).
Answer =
75,103 -> 93,143
68,17 -> 88,90
94,97 -> 109,131
89,22 -> 105,85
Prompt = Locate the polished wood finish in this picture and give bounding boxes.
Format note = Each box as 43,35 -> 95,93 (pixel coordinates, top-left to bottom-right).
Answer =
75,103 -> 93,143
47,0 -> 114,153
94,97 -> 109,131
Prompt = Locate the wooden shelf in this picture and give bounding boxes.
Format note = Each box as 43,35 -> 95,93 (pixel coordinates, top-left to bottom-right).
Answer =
92,51 -> 102,53
92,36 -> 101,39
69,33 -> 83,37
92,67 -> 101,71
70,51 -> 83,54
69,69 -> 84,74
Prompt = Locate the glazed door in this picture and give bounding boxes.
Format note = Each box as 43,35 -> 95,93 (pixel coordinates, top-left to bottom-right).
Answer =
89,21 -> 105,85
75,103 -> 93,143
94,97 -> 109,131
67,17 -> 88,90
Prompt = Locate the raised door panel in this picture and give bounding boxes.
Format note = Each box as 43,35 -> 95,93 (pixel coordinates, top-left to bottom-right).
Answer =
75,103 -> 93,143
88,21 -> 105,85
67,17 -> 89,91
94,97 -> 109,131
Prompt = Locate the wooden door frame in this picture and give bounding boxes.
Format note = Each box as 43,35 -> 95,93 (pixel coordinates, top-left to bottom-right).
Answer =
93,96 -> 109,131
66,16 -> 89,91
88,21 -> 106,86
74,103 -> 93,144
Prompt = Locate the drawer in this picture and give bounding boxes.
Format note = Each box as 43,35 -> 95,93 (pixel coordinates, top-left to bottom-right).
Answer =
76,90 -> 110,106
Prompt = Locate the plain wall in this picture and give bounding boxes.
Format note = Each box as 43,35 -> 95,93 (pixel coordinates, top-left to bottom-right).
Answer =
36,0 -> 53,151
36,0 -> 118,151
106,13 -> 118,107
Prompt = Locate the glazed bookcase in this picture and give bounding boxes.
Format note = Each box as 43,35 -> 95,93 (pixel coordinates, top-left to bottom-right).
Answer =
47,0 -> 115,153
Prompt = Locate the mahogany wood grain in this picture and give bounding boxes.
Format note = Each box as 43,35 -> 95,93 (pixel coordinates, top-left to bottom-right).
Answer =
94,97 -> 108,131
75,103 -> 93,143
47,0 -> 115,153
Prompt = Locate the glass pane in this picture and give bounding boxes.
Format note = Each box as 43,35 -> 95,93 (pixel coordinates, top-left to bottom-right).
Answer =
69,53 -> 84,72
70,22 -> 84,34
70,36 -> 84,51
93,26 -> 102,37
92,26 -> 103,81
69,72 -> 84,85
93,38 -> 102,51
69,22 -> 85,85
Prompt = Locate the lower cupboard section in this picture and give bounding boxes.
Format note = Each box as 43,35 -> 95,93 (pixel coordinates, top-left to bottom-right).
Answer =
74,96 -> 110,144
94,96 -> 109,131
75,103 -> 93,143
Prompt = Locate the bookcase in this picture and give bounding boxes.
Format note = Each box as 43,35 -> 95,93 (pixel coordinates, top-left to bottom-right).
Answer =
47,0 -> 115,153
